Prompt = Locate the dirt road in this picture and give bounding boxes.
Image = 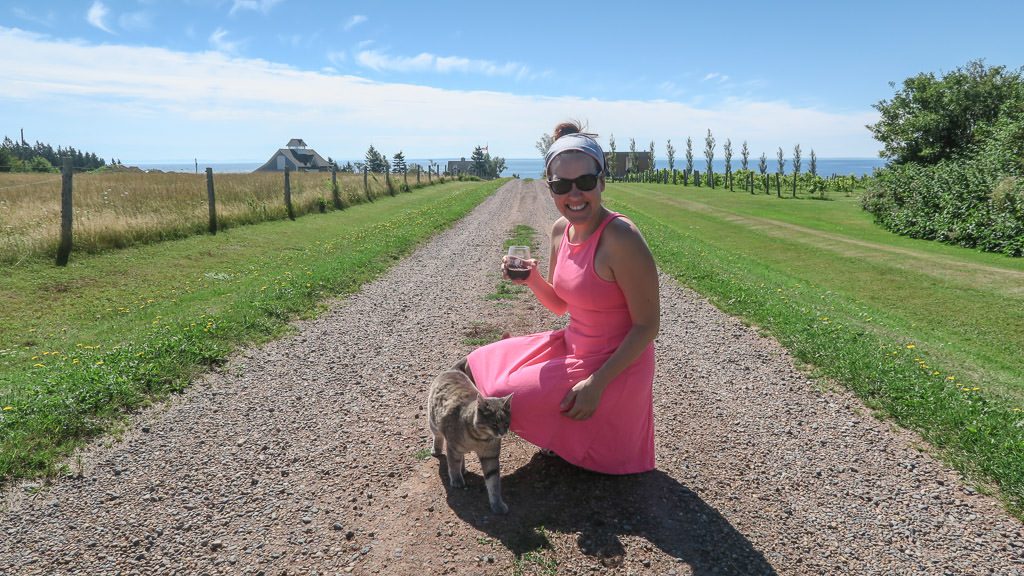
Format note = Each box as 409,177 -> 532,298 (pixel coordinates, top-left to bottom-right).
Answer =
2,180 -> 1022,575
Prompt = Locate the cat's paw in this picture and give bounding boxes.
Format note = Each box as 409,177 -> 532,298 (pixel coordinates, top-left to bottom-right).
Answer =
449,476 -> 466,489
490,500 -> 509,515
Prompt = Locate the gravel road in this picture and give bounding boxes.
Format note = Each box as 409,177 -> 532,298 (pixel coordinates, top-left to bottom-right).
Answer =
2,180 -> 1022,575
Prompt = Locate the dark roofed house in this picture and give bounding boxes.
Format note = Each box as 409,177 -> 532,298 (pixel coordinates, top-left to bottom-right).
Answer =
255,139 -> 332,172
606,152 -> 651,178
446,157 -> 473,176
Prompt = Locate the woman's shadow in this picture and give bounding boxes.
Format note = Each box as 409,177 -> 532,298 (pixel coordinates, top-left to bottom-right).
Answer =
440,453 -> 778,575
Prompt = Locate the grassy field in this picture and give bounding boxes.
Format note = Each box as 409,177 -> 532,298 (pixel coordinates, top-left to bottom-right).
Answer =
604,181 -> 1024,516
0,169 -> 435,264
0,179 -> 500,480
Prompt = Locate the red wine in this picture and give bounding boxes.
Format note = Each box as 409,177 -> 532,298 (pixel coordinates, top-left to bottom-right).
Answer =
506,266 -> 531,280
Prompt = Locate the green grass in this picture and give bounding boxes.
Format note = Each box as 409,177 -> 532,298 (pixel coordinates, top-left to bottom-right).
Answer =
604,181 -> 1024,516
0,179 -> 502,481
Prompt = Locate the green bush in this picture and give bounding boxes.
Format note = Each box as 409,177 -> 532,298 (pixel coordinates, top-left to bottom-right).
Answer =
863,110 -> 1024,256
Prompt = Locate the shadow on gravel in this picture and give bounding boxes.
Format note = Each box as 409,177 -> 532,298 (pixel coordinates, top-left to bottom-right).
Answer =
440,453 -> 778,575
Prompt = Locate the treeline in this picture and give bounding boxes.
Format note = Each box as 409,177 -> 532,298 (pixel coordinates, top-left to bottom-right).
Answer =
0,136 -> 107,172
538,128 -> 862,198
863,60 -> 1024,256
333,144 -> 505,180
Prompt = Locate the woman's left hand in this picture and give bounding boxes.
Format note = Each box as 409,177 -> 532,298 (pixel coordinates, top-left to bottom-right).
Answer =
559,375 -> 604,420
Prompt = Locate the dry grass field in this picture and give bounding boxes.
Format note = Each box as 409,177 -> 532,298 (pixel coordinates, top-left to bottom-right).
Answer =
0,169 -> 422,264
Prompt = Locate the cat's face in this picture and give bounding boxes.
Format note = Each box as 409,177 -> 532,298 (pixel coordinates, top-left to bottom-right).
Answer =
475,395 -> 512,438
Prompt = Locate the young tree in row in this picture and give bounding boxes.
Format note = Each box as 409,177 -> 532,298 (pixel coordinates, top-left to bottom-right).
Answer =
776,147 -> 785,198
685,136 -> 694,185
648,140 -> 656,172
628,138 -> 638,175
723,138 -> 733,191
809,148 -> 819,196
759,152 -> 768,194
740,141 -> 750,171
792,143 -> 802,198
704,129 -> 716,189
607,134 -> 617,178
666,139 -> 676,184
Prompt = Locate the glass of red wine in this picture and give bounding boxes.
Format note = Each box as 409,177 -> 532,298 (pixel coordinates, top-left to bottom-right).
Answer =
505,245 -> 531,280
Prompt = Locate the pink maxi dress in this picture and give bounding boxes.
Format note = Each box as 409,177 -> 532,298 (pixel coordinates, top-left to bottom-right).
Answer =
467,212 -> 655,474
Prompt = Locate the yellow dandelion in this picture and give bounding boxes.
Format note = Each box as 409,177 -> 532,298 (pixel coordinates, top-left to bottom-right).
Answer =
95,360 -> 104,366
971,387 -> 980,391
905,344 -> 915,349
32,356 -> 39,360
33,363 -> 45,368
947,376 -> 956,381
2,406 -> 12,411
932,371 -> 940,376
72,359 -> 79,364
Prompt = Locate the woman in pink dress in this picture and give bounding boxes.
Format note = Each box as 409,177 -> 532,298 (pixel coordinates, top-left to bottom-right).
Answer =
464,121 -> 660,474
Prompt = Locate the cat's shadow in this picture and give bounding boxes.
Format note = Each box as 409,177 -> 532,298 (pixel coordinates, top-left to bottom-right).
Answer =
438,453 -> 778,575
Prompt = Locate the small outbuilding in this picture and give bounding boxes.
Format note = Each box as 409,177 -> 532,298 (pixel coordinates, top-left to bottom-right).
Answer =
255,139 -> 332,172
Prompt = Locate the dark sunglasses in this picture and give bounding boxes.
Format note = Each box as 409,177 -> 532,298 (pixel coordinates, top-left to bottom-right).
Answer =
546,172 -> 602,195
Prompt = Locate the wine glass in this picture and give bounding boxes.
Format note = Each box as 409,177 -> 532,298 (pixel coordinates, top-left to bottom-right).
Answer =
505,245 -> 531,280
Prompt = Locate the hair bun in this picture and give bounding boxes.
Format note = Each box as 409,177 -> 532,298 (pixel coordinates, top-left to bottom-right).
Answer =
552,121 -> 582,140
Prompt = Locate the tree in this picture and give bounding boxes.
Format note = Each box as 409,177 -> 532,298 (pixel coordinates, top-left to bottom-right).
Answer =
685,136 -> 694,184
364,145 -> 387,173
723,138 -> 733,191
776,147 -> 785,198
471,146 -> 488,177
759,152 -> 768,194
607,134 -> 617,178
868,59 -> 1024,165
740,141 -> 750,171
628,138 -> 638,175
809,149 -> 819,196
391,151 -> 407,174
703,129 -> 716,188
648,140 -> 656,172
792,144 -> 802,197
666,139 -> 676,184
536,133 -> 553,157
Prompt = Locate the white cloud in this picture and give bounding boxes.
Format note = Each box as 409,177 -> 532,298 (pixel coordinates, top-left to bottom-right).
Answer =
327,50 -> 346,65
702,72 -> 730,83
208,27 -> 241,54
356,49 -> 530,78
344,15 -> 367,31
229,0 -> 285,16
118,11 -> 152,31
13,8 -> 56,27
0,27 -> 880,161
86,1 -> 114,34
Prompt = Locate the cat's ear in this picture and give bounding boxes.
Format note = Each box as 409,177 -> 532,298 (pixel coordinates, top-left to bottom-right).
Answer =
501,394 -> 513,408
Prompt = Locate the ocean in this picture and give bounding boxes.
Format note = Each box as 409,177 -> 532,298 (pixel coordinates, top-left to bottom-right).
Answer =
135,157 -> 888,178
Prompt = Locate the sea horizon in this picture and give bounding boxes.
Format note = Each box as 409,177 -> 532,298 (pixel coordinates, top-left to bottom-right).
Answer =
133,156 -> 888,178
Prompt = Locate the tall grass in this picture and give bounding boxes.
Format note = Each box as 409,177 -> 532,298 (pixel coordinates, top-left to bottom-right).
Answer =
0,170 -> 424,264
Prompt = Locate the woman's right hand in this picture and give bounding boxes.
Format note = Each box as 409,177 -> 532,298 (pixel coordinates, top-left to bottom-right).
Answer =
501,256 -> 538,285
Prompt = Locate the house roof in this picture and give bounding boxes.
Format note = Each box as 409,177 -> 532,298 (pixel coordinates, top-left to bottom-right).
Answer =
286,138 -> 308,148
255,147 -> 332,171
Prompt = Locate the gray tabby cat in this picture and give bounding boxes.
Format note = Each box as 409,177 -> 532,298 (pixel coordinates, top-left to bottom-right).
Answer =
427,368 -> 512,514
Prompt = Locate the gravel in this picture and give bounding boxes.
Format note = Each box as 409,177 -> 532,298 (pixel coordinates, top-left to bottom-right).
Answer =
2,179 -> 1022,575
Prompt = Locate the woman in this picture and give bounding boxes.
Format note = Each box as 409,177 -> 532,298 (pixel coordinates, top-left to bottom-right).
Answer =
465,121 -> 660,474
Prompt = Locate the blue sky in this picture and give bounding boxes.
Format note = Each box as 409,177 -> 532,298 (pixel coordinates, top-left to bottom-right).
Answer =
2,0 -> 1022,163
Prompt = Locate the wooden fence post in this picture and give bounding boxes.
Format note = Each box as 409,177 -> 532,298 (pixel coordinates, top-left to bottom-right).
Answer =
417,165 -> 421,185
331,165 -> 342,209
284,166 -> 296,220
56,158 -> 73,266
364,167 -> 373,202
386,170 -> 394,196
403,169 -> 408,191
206,167 -> 217,234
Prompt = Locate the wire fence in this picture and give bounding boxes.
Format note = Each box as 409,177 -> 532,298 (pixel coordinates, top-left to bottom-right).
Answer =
0,164 -> 446,266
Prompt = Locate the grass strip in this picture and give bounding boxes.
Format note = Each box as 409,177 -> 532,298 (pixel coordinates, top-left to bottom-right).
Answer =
605,184 -> 1024,518
0,180 -> 501,480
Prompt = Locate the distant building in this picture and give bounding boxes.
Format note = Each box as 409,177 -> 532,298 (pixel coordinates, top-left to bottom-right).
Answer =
446,157 -> 473,175
255,139 -> 332,172
606,152 -> 652,178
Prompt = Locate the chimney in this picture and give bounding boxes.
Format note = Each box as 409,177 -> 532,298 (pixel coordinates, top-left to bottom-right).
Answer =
20,128 -> 26,146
